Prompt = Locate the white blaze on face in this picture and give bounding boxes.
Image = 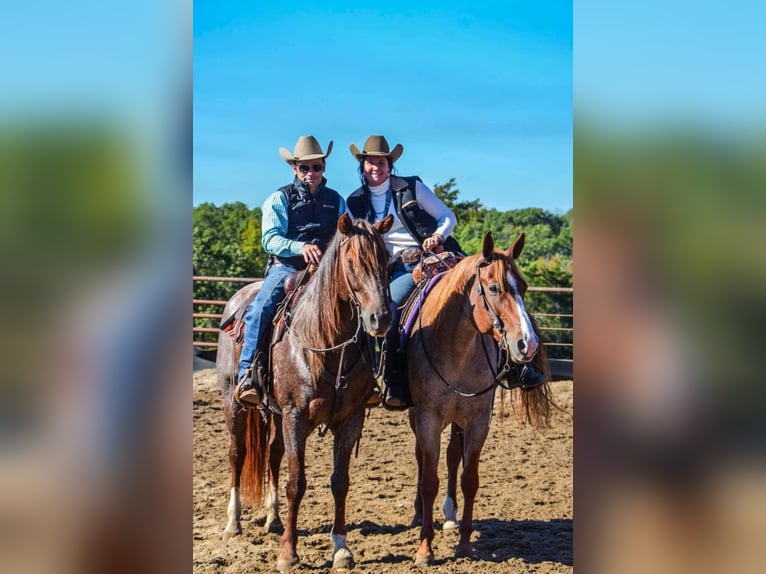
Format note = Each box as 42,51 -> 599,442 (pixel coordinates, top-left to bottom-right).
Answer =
507,270 -> 539,358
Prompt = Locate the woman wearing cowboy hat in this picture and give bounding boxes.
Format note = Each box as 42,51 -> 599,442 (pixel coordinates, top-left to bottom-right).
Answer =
346,135 -> 548,410
346,135 -> 461,409
235,135 -> 346,406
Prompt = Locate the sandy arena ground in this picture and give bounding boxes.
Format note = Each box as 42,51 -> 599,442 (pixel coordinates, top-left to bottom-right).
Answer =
193,368 -> 572,573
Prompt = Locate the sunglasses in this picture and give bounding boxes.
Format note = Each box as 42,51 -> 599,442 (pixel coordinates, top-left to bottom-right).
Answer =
296,163 -> 324,174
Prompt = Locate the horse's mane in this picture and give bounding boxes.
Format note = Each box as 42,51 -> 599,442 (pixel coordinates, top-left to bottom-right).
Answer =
289,218 -> 389,379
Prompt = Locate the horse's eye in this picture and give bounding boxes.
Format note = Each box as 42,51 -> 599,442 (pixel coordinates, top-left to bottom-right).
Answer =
488,283 -> 501,295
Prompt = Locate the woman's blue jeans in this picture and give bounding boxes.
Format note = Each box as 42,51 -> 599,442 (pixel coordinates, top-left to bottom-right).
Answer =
386,260 -> 417,365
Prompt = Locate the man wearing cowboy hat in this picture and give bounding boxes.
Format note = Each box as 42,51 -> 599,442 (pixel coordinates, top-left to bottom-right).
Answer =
346,135 -> 547,409
235,135 -> 345,406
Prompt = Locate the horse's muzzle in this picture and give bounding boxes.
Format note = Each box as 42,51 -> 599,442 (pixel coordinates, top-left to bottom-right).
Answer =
362,307 -> 392,337
508,333 -> 539,363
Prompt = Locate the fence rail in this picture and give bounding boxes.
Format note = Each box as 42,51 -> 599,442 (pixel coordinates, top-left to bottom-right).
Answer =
193,276 -> 573,357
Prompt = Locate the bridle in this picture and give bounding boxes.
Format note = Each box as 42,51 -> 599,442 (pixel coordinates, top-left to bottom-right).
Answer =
475,258 -> 505,338
285,234 -> 384,389
420,255 -> 517,397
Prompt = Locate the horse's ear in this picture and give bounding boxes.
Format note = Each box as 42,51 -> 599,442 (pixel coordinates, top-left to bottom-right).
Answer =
375,214 -> 394,234
507,232 -> 525,260
338,212 -> 353,235
481,231 -> 495,260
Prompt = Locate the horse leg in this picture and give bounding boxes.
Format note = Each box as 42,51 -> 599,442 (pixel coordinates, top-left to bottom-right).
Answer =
265,415 -> 284,535
277,408 -> 309,572
443,423 -> 463,531
410,439 -> 424,527
223,401 -> 247,540
412,416 -> 442,566
408,412 -> 423,527
454,422 -> 490,559
329,411 -> 365,570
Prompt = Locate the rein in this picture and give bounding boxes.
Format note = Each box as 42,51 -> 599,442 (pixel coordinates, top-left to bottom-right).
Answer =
418,257 -> 516,397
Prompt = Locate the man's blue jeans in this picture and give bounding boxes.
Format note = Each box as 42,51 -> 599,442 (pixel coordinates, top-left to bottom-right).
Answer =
237,262 -> 298,382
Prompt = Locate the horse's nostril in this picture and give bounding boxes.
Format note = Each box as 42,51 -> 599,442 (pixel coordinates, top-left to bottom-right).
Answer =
518,339 -> 527,354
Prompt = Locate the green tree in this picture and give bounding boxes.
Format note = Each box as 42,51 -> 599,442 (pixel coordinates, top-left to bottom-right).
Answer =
193,202 -> 266,343
430,181 -> 573,360
432,178 -> 484,228
192,184 -> 573,356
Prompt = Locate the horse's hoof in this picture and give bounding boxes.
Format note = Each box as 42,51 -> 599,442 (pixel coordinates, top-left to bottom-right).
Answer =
410,514 -> 422,528
414,552 -> 434,567
265,517 -> 284,535
276,557 -> 298,572
442,519 -> 459,531
454,543 -> 473,559
221,525 -> 241,540
332,547 -> 355,570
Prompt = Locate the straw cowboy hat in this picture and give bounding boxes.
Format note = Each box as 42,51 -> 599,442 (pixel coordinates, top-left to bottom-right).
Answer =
349,135 -> 404,163
279,135 -> 333,164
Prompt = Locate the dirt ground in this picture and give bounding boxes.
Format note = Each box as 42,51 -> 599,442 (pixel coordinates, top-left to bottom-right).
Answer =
193,368 -> 573,573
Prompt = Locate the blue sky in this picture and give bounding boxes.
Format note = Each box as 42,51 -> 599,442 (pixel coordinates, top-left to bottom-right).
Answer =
575,2 -> 766,129
194,1 -> 572,213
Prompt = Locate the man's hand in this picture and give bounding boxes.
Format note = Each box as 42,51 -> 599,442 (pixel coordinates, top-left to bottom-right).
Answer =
301,243 -> 323,266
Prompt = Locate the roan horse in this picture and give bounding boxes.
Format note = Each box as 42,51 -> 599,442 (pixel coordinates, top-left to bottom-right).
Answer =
406,230 -> 552,565
216,213 -> 394,572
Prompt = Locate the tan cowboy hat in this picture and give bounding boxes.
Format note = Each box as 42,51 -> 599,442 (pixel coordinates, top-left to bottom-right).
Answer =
349,135 -> 404,163
278,135 -> 333,164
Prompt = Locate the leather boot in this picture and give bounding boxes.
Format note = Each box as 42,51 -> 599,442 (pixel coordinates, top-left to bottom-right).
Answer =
381,351 -> 412,410
233,367 -> 262,406
382,380 -> 411,410
514,362 -> 549,390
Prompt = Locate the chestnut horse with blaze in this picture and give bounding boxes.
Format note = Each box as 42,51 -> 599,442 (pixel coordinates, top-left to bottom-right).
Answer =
407,231 -> 552,565
216,214 -> 393,572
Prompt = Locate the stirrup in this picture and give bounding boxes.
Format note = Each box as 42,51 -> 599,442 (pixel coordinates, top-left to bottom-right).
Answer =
233,368 -> 262,407
366,379 -> 382,407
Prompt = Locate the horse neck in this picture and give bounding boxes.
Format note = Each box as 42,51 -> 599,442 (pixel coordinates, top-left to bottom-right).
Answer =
421,274 -> 481,353
292,264 -> 357,347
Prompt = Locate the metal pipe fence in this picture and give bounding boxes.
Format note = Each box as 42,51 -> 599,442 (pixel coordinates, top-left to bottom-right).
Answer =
193,276 -> 573,357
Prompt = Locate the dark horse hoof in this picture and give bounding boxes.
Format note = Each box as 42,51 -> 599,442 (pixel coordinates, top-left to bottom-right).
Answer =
265,517 -> 284,535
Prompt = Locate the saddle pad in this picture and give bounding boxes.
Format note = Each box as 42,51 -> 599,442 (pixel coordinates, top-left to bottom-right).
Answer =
220,307 -> 247,346
412,251 -> 464,285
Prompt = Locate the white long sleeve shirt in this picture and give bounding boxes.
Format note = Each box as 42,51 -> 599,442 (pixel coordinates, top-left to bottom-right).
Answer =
366,178 -> 457,258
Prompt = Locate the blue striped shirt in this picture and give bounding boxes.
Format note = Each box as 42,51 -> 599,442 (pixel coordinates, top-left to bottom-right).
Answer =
261,188 -> 347,257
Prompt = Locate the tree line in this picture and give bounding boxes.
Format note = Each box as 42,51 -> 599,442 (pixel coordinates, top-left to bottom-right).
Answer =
193,179 -> 572,358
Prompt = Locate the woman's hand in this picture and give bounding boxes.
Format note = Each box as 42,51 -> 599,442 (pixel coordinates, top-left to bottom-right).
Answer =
423,233 -> 444,253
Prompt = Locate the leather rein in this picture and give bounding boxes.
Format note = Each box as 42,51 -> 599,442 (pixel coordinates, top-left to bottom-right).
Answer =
419,256 -> 517,397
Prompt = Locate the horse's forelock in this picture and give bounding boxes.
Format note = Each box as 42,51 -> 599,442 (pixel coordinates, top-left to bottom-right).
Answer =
346,219 -> 389,272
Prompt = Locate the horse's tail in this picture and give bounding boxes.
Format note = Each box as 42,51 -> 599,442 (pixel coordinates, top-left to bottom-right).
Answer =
240,407 -> 270,507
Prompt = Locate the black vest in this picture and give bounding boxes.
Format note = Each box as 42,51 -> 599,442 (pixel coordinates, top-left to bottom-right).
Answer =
347,175 -> 463,254
277,178 -> 341,269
